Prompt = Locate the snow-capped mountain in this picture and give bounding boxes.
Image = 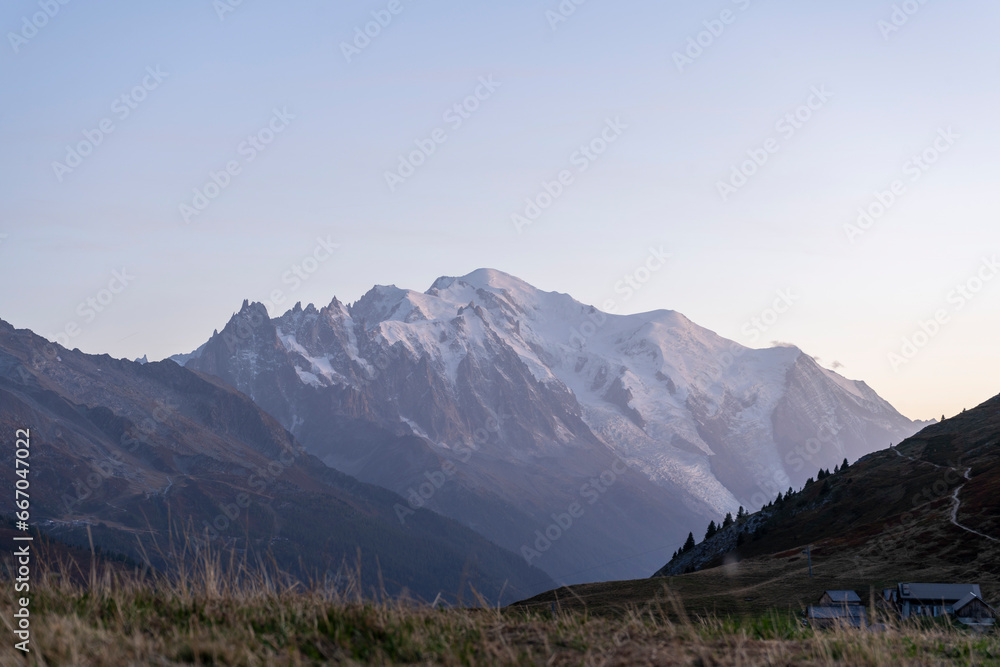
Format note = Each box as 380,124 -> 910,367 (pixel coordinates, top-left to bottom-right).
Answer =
174,269 -> 928,584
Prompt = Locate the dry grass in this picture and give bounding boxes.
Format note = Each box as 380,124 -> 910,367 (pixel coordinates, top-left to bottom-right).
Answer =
0,546 -> 998,667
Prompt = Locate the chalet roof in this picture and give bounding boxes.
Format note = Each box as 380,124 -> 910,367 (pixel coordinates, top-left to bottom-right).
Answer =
953,593 -> 997,616
824,590 -> 861,604
897,583 -> 981,603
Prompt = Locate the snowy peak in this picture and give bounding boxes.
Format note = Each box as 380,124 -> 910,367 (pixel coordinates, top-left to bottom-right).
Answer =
174,269 -> 927,583
325,295 -> 347,313
430,268 -> 534,296
425,269 -> 578,326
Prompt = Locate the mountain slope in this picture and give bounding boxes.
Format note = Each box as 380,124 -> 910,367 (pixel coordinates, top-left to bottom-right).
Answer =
175,269 -> 927,584
0,318 -> 553,603
660,391 -> 1000,579
517,392 -> 1000,616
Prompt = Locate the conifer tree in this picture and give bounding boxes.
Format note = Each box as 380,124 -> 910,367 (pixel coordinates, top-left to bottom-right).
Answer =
682,532 -> 696,553
705,520 -> 718,539
722,512 -> 734,528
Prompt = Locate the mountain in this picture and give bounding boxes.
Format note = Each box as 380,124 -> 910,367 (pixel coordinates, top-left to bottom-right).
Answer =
658,391 -> 1000,579
0,318 -> 553,604
517,391 -> 1000,616
174,268 -> 928,584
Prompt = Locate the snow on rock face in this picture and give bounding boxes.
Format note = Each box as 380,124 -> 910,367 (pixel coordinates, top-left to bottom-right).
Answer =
396,270 -> 906,509
175,268 -> 927,583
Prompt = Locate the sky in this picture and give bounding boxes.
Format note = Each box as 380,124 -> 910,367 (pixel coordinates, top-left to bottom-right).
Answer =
1,0 -> 998,421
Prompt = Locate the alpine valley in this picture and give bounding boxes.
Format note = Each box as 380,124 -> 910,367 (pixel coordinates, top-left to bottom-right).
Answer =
172,268 -> 929,586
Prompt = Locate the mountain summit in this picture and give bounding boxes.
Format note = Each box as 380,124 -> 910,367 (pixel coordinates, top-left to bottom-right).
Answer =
175,269 -> 928,583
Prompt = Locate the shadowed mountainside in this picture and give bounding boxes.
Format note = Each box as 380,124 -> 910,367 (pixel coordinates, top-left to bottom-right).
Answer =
0,318 -> 553,604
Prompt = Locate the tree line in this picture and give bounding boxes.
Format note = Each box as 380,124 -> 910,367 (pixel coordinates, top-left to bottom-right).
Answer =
671,457 -> 850,561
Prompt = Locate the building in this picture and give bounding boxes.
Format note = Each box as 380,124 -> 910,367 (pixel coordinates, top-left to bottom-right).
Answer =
953,592 -> 997,626
806,605 -> 868,629
887,583 -> 990,621
809,583 -> 996,628
819,590 -> 862,606
807,590 -> 867,629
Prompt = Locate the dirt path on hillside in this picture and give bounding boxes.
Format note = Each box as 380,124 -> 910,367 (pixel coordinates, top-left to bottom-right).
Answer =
892,446 -> 946,469
949,467 -> 999,543
893,449 -> 999,543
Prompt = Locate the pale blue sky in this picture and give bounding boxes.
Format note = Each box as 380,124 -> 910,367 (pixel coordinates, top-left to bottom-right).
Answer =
1,0 -> 998,420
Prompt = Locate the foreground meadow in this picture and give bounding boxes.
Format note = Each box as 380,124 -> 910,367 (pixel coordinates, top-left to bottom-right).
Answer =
1,549 -> 998,667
